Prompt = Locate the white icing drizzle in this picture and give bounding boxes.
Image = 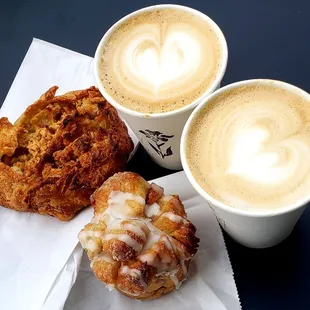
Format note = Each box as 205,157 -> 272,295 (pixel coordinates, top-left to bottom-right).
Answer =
161,234 -> 173,250
156,268 -> 183,289
107,218 -> 124,230
78,230 -> 103,252
121,266 -> 141,277
145,202 -> 161,218
138,252 -> 156,266
170,273 -> 181,289
88,192 -> 150,256
81,190 -> 192,295
105,233 -> 143,252
108,191 -> 145,218
161,212 -> 187,224
120,266 -> 147,289
122,222 -> 147,240
79,230 -> 102,241
142,232 -> 161,253
91,214 -> 100,223
95,252 -> 114,263
85,239 -> 99,252
138,231 -> 176,274
90,252 -> 114,268
139,223 -> 174,260
106,284 -> 115,291
161,195 -> 173,202
91,210 -> 114,225
141,222 -> 163,252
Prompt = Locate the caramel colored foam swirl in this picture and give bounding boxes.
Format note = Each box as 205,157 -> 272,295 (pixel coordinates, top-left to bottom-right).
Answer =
187,85 -> 310,210
100,8 -> 222,113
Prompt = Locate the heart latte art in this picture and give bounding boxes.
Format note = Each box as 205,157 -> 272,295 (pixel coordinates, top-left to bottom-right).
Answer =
186,84 -> 310,210
99,8 -> 222,113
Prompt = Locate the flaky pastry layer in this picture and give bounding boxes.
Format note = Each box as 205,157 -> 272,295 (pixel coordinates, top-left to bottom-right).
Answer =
0,87 -> 133,220
79,172 -> 199,299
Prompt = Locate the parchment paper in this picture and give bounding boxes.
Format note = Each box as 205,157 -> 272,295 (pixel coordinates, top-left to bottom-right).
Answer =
0,38 -> 138,310
64,171 -> 241,310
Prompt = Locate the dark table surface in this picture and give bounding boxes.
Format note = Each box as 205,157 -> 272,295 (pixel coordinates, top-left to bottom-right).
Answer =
1,0 -> 310,309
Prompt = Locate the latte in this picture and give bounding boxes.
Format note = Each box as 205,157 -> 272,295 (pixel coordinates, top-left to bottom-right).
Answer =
186,83 -> 310,210
98,7 -> 223,114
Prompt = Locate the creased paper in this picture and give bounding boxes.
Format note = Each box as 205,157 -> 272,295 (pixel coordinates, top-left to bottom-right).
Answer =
0,38 -> 138,310
64,171 -> 241,310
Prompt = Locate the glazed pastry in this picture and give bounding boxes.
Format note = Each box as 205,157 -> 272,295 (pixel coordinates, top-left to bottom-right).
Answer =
0,86 -> 133,220
78,172 -> 199,299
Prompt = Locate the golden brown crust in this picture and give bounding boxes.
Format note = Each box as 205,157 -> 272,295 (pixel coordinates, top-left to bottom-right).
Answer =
91,172 -> 150,217
0,86 -> 133,220
146,183 -> 164,205
116,260 -> 191,300
79,172 -> 199,300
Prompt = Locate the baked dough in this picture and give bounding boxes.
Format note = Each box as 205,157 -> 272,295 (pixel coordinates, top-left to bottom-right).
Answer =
79,172 -> 199,299
0,86 -> 133,220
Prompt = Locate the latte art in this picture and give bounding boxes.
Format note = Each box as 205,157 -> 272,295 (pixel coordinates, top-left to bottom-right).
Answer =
123,24 -> 202,95
99,8 -> 222,113
187,84 -> 310,210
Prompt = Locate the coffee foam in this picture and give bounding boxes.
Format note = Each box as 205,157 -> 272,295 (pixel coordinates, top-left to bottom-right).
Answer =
99,8 -> 222,114
186,84 -> 310,210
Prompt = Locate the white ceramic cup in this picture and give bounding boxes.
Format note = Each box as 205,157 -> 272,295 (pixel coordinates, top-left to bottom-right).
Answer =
94,4 -> 228,170
181,79 -> 310,248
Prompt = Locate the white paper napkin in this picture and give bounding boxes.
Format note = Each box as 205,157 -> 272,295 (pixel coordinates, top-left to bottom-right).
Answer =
64,171 -> 241,310
0,38 -> 139,310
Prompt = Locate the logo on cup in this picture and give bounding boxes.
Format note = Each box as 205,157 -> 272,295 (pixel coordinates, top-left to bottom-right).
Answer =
139,130 -> 174,159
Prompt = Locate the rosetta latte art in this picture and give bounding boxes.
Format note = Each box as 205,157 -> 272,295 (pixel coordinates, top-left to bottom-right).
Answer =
187,85 -> 310,210
99,8 -> 222,114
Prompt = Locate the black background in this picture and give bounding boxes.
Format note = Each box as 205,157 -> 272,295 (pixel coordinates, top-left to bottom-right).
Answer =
1,1 -> 310,309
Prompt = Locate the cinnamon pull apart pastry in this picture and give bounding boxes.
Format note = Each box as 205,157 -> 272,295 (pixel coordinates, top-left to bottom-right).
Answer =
0,86 -> 133,220
78,172 -> 199,299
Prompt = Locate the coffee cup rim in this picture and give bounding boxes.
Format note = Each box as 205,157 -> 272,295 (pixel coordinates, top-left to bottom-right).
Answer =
94,4 -> 228,119
181,78 -> 310,218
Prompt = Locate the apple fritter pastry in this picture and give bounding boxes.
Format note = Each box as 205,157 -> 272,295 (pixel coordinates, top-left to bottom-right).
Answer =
0,86 -> 133,220
78,172 -> 199,299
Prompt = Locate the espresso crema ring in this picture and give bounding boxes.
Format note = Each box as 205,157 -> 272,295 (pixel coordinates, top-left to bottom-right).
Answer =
99,8 -> 223,113
187,84 -> 310,210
